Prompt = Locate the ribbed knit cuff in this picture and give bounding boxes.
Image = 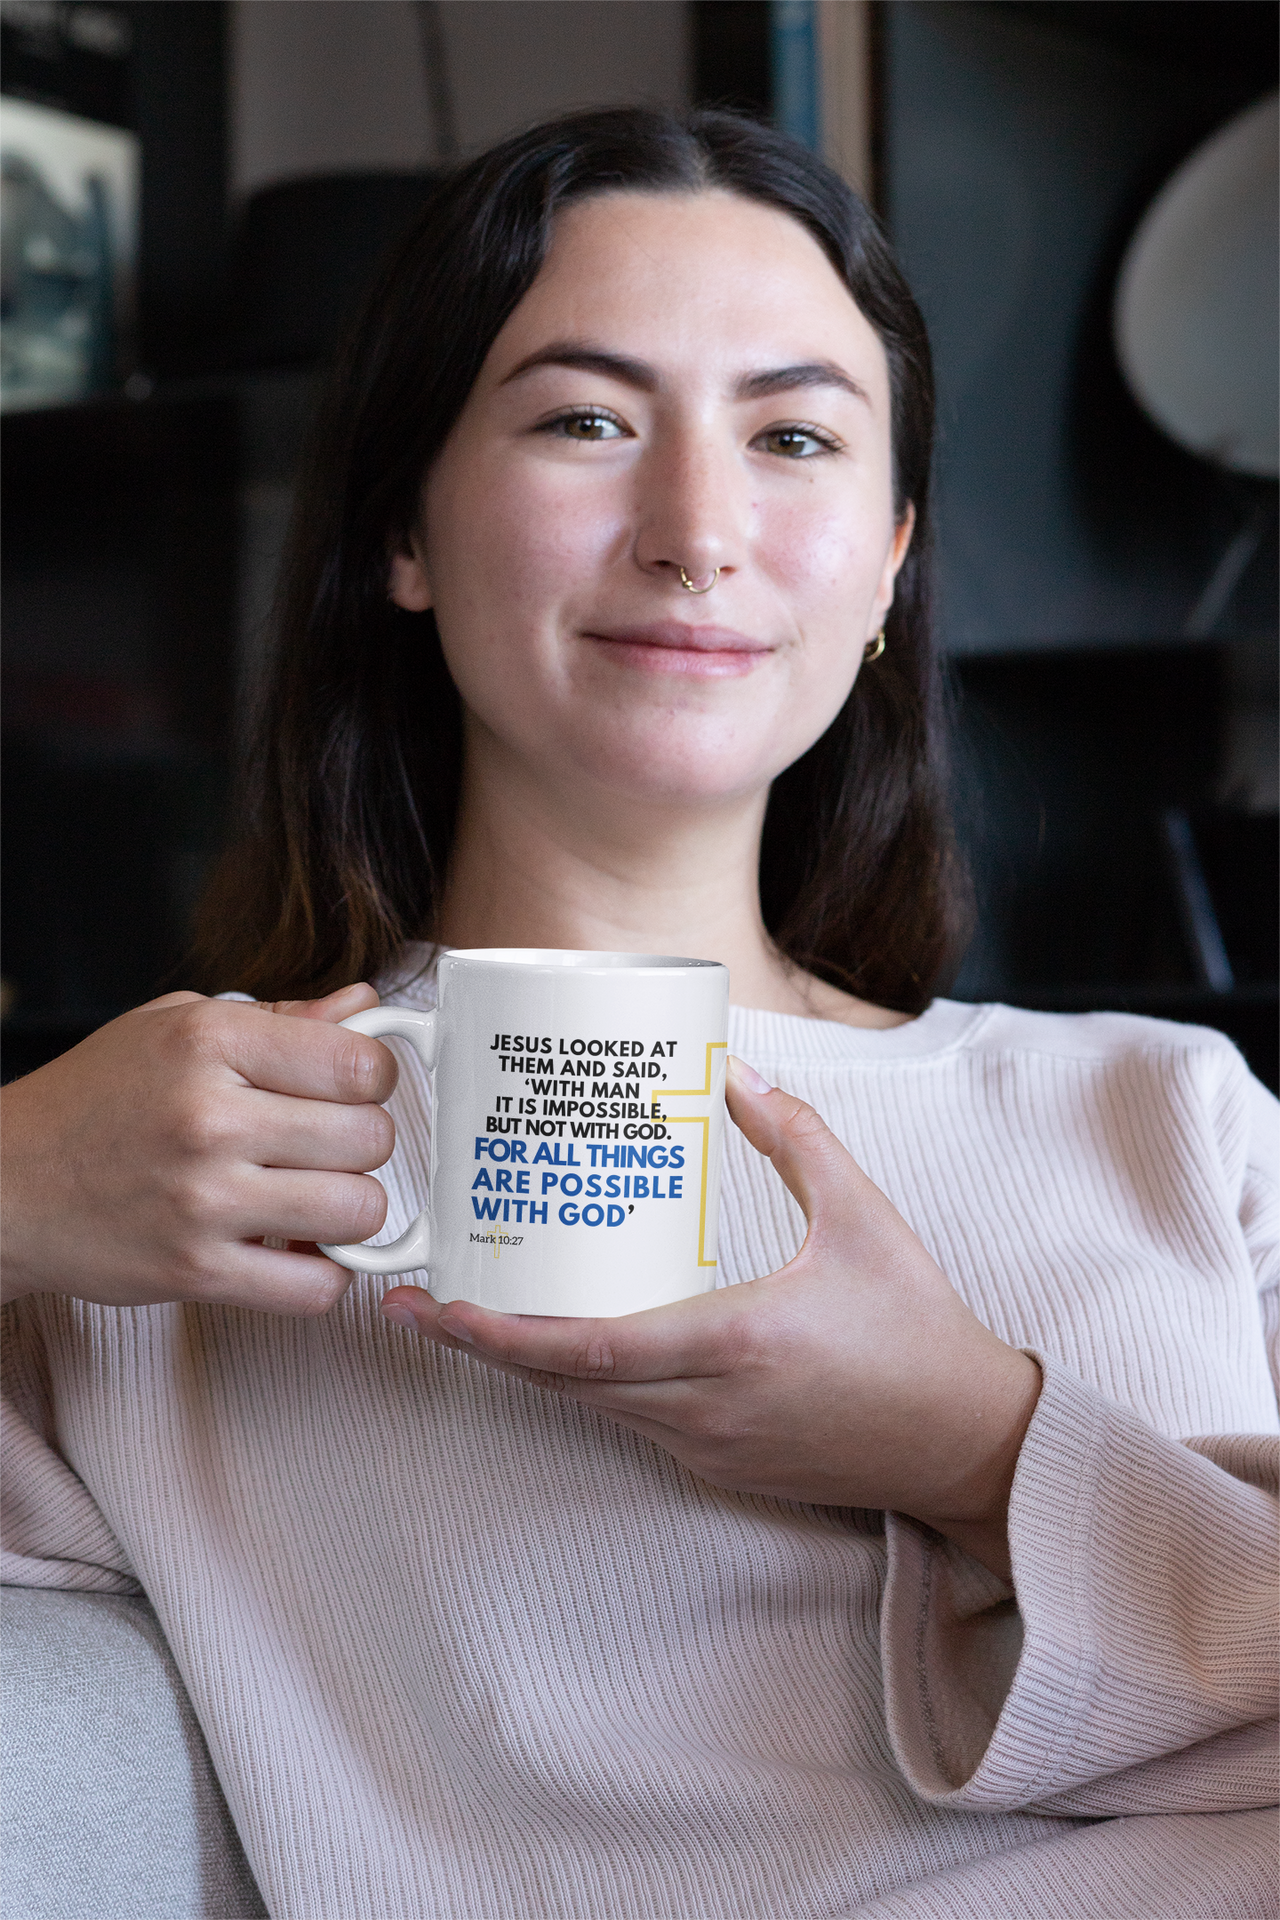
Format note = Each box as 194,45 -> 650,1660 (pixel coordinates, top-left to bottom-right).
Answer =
2,1302 -> 142,1594
882,1359 -> 1120,1804
883,1355 -> 1279,1815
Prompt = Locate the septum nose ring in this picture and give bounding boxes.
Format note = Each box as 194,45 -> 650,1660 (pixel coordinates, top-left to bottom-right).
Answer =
678,566 -> 720,595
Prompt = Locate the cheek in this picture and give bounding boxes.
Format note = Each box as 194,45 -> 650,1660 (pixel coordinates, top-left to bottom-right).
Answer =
754,490 -> 891,754
423,454 -> 625,741
759,482 -> 892,619
427,452 -> 620,629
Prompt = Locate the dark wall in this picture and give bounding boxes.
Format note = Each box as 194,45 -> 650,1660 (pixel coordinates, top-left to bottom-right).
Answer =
883,0 -> 1277,653
127,0 -> 229,375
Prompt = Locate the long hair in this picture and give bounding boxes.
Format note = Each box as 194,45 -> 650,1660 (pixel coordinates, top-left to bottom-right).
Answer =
190,107 -> 968,1011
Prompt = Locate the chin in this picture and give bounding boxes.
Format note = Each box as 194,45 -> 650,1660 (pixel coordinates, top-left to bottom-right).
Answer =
567,728 -> 791,809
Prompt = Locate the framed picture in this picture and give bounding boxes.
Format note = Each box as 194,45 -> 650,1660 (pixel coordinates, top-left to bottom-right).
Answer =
0,93 -> 139,410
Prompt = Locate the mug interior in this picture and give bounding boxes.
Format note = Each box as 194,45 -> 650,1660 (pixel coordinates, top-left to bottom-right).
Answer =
443,949 -> 724,972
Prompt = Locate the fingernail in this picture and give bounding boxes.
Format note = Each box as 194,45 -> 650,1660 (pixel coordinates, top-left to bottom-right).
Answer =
727,1054 -> 772,1095
436,1313 -> 473,1345
380,1302 -> 419,1330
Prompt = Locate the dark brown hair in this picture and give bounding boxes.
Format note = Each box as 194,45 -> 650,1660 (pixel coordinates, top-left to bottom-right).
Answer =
191,107 -> 968,1011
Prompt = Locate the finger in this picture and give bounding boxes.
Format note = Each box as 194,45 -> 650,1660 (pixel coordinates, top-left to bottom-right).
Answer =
380,1283 -> 744,1383
724,1054 -> 869,1225
179,1001 -> 399,1105
259,983 -> 381,1023
185,1240 -> 356,1318
237,1087 -> 395,1173
236,1167 -> 389,1245
379,1294 -> 709,1440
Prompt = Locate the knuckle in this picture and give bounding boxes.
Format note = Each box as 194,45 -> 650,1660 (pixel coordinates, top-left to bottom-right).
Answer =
166,1236 -> 223,1301
571,1335 -> 618,1379
170,996 -> 232,1067
138,989 -> 203,1014
295,1266 -> 353,1318
360,1106 -> 395,1167
342,1175 -> 387,1241
167,1168 -> 225,1233
332,1033 -> 390,1105
780,1096 -> 830,1144
172,1090 -> 234,1158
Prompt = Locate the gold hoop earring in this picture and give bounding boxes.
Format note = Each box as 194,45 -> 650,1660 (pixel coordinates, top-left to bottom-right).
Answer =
863,629 -> 886,663
679,566 -> 720,594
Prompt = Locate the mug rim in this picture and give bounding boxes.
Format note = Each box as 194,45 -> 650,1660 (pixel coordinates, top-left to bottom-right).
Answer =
440,947 -> 726,974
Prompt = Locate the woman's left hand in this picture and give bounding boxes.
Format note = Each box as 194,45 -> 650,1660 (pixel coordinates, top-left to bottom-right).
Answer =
381,1057 -> 1041,1580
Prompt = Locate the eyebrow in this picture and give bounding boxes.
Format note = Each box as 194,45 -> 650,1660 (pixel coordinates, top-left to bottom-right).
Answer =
500,340 -> 870,405
734,361 -> 869,405
501,343 -> 657,391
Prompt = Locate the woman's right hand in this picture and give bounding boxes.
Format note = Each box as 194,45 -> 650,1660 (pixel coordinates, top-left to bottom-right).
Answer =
0,984 -> 398,1316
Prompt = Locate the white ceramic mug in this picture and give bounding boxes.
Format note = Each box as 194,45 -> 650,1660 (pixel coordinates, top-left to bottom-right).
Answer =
320,949 -> 729,1317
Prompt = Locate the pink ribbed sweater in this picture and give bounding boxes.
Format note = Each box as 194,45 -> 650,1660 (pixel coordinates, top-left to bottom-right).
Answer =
4,986 -> 1278,1919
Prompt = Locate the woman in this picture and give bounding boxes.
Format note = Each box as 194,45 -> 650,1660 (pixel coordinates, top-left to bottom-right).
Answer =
3,110 -> 1275,1919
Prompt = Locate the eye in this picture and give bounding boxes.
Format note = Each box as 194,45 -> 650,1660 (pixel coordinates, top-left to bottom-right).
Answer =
541,408 -> 630,442
755,424 -> 842,459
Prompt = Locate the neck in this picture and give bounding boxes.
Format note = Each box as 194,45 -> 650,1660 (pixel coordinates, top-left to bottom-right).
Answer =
437,725 -> 908,1028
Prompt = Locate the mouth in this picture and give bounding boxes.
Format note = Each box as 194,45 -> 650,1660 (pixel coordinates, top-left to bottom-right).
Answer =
583,622 -> 774,678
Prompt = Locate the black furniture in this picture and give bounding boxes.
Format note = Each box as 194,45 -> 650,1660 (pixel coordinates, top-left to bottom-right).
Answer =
224,171 -> 440,370
950,645 -> 1278,1091
1,391 -> 238,1079
1,170 -> 448,1083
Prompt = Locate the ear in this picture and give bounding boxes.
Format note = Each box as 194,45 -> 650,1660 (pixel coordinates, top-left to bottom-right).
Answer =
867,502 -> 916,638
388,547 -> 433,613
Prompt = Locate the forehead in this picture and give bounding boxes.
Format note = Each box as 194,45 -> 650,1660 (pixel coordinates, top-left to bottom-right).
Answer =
479,188 -> 889,394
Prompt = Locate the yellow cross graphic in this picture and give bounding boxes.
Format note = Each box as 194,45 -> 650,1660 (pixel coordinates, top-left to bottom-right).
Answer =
652,1041 -> 726,1267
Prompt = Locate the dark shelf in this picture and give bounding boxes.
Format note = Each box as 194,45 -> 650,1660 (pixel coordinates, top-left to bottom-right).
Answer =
2,388 -> 239,1051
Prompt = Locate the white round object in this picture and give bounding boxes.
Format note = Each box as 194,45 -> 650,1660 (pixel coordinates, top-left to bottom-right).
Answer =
1115,92 -> 1278,478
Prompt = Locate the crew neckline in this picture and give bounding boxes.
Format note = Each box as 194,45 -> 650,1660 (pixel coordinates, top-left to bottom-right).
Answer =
727,997 -> 990,1062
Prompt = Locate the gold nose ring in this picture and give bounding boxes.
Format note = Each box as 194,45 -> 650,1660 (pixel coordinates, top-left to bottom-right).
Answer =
679,566 -> 720,594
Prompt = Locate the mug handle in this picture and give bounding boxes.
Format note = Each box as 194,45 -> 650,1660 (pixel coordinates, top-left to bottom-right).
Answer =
317,1006 -> 439,1275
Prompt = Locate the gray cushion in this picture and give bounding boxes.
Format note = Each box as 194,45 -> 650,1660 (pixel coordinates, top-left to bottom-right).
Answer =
2,1587 -> 266,1920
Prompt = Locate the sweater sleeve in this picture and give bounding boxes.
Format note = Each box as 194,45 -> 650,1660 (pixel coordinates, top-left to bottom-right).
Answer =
882,1041 -> 1280,1818
881,1354 -> 1278,1816
0,1300 -> 140,1593
1,993 -> 255,1593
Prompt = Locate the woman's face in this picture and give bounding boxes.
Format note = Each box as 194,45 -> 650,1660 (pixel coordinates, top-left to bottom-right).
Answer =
392,189 -> 913,813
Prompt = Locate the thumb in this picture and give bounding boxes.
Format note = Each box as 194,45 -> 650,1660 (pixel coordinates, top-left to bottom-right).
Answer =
724,1054 -> 867,1227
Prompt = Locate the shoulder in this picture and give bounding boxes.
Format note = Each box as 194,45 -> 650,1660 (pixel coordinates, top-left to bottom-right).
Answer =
959,999 -> 1250,1072
733,997 -> 1259,1093
956,996 -> 1271,1107
955,1000 -> 1278,1187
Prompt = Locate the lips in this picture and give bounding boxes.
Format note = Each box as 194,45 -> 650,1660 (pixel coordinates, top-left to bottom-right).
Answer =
584,622 -> 773,678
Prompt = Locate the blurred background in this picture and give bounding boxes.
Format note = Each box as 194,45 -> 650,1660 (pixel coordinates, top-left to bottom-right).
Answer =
2,0 -> 1276,1087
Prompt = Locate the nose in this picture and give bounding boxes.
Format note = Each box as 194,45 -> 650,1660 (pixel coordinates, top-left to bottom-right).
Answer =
632,427 -> 746,590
